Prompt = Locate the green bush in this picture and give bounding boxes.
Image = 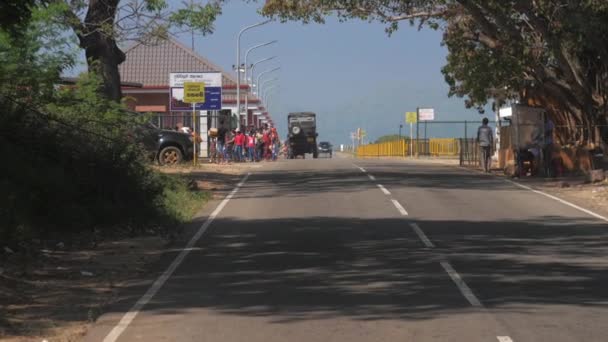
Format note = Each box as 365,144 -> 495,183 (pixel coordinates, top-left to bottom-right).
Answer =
0,12 -> 207,245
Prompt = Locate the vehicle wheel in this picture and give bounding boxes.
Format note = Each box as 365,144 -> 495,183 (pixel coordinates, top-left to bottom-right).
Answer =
158,146 -> 183,166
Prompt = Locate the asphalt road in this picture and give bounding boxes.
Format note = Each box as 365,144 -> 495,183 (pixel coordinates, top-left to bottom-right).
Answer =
85,156 -> 608,342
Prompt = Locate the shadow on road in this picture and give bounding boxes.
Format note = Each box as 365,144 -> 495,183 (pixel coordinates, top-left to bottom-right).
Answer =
232,164 -> 517,200
104,214 -> 608,324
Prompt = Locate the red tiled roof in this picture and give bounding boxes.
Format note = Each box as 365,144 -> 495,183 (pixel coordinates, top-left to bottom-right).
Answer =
119,38 -> 237,87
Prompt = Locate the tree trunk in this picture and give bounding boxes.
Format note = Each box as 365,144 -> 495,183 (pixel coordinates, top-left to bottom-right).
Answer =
75,0 -> 125,102
83,37 -> 126,102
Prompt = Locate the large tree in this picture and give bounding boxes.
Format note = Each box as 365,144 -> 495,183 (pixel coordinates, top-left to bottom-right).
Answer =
262,0 -> 608,145
40,0 -> 224,101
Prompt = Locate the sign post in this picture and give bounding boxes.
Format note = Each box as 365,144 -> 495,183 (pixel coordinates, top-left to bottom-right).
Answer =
170,72 -> 222,161
406,112 -> 417,157
183,82 -> 205,165
417,108 -> 435,157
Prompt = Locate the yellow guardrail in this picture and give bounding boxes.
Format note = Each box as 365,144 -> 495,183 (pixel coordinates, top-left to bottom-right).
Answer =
356,138 -> 460,158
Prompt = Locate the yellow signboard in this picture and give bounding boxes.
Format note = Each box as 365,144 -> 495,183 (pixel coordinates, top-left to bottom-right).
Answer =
406,111 -> 418,124
183,82 -> 205,103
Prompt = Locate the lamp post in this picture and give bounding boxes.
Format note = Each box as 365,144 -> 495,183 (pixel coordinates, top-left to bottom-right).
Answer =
250,56 -> 277,90
399,124 -> 403,139
259,78 -> 278,102
255,67 -> 280,95
236,20 -> 271,129
244,41 -> 277,128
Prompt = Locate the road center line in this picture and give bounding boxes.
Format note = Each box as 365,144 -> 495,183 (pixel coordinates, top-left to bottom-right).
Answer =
102,173 -> 252,342
368,174 -> 376,181
377,184 -> 391,195
497,336 -> 514,342
440,261 -> 483,307
410,223 -> 435,248
391,199 -> 409,216
353,164 -> 367,173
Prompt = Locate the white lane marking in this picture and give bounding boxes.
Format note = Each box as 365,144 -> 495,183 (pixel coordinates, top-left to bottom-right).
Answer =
410,223 -> 435,248
506,179 -> 608,223
368,174 -> 376,181
497,336 -> 514,342
391,199 -> 409,216
440,261 -> 483,307
377,184 -> 391,195
103,173 -> 252,342
353,164 -> 367,173
462,166 -> 608,224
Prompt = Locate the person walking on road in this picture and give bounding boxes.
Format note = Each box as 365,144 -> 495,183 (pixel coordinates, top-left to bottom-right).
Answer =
477,118 -> 494,173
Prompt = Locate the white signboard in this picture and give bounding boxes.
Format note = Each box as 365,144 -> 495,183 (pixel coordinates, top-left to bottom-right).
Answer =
169,72 -> 222,111
418,108 -> 435,121
499,107 -> 513,118
170,72 -> 222,88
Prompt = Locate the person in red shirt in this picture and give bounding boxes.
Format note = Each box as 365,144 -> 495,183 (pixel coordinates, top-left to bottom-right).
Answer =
247,131 -> 256,162
233,129 -> 244,162
262,129 -> 271,160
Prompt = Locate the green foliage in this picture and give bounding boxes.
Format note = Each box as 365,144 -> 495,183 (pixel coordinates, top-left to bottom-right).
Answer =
0,12 -> 208,246
374,134 -> 407,144
263,0 -> 608,140
170,2 -> 223,35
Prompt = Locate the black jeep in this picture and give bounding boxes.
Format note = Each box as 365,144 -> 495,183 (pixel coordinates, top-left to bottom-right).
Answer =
287,112 -> 318,159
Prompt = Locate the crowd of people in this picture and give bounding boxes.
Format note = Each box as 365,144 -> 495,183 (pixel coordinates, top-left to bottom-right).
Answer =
209,123 -> 284,164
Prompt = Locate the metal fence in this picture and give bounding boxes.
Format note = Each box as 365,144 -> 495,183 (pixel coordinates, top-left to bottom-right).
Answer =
356,138 -> 460,158
356,121 -> 497,165
357,119 -> 608,174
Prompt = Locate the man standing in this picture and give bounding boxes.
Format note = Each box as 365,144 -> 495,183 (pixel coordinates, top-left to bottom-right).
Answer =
233,128 -> 243,162
217,120 -> 227,163
543,116 -> 555,177
477,118 -> 494,173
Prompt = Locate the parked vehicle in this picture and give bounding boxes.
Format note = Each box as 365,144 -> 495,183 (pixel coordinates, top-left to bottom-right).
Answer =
136,122 -> 194,166
318,141 -> 333,158
287,112 -> 318,159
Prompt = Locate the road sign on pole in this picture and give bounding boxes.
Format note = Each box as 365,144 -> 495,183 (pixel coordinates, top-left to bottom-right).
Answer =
406,112 -> 417,157
183,82 -> 205,103
418,108 -> 435,121
183,82 -> 205,166
169,72 -> 222,111
406,112 -> 418,124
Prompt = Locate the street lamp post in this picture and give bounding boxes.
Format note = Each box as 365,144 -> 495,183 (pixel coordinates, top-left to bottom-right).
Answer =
399,124 -> 403,139
244,41 -> 277,129
256,67 -> 280,95
250,56 -> 277,89
236,20 -> 271,129
259,78 -> 278,102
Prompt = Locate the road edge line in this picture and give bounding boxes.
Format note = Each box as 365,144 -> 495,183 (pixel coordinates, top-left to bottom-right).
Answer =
504,178 -> 608,223
451,164 -> 608,223
102,172 -> 252,342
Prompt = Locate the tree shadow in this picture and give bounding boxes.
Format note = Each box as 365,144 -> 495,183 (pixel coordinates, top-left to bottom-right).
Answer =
103,215 -> 608,324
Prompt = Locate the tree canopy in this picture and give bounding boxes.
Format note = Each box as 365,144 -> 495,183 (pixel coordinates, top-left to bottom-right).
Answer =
14,0 -> 226,101
263,0 -> 608,145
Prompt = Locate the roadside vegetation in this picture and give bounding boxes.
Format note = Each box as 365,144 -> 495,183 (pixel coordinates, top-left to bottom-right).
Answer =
0,3 -> 208,248
263,0 -> 608,147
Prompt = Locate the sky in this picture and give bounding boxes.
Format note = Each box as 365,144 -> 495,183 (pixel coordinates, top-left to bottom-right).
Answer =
76,1 -> 489,145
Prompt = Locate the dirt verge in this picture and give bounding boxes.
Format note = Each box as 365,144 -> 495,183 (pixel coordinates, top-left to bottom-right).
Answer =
0,164 -> 256,342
